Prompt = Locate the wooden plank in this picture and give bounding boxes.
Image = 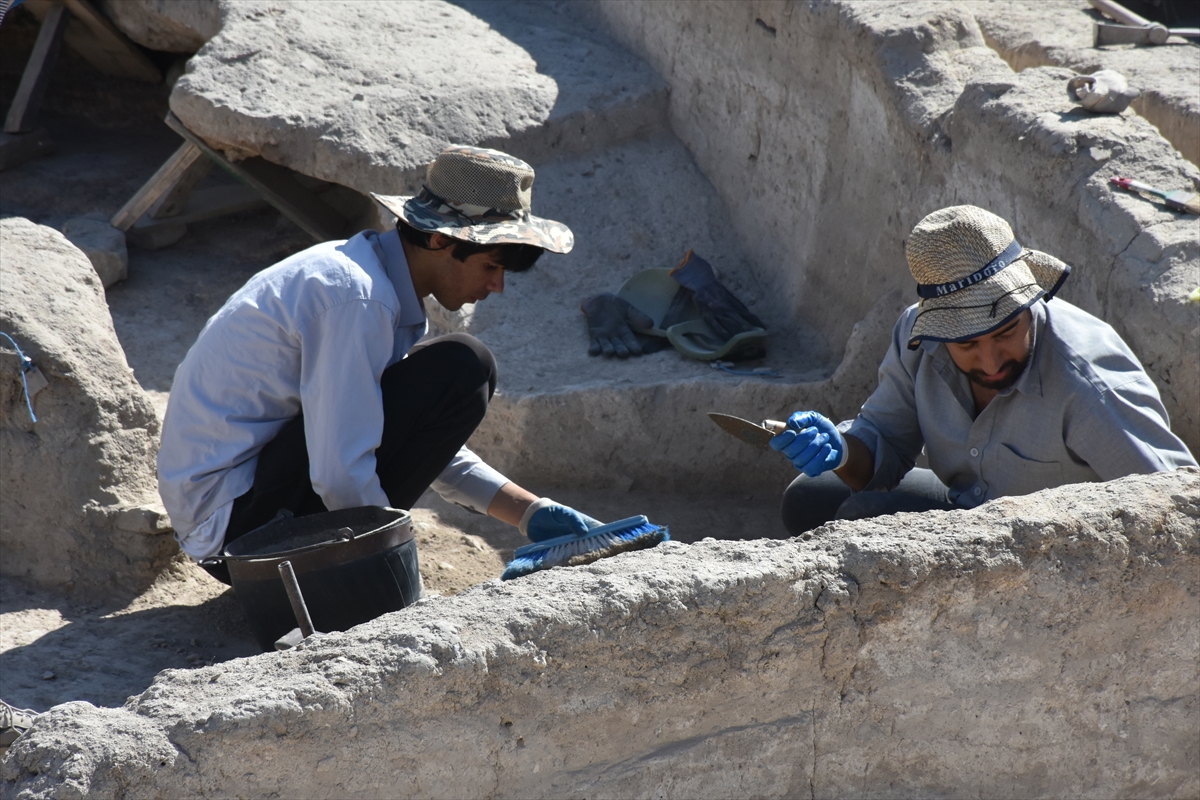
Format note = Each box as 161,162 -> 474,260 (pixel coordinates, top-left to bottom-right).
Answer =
164,112 -> 349,242
110,141 -> 203,231
3,2 -> 69,134
59,0 -> 161,83
128,182 -> 269,249
149,156 -> 214,218
151,182 -> 267,227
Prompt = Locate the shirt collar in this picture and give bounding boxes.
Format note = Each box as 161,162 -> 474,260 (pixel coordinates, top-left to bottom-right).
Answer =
375,228 -> 426,328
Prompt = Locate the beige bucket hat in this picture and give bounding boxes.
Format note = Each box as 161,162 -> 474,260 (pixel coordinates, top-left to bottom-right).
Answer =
906,205 -> 1070,349
371,145 -> 574,254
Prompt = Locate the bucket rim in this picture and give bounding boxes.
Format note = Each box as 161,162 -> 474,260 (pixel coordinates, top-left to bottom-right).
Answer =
221,506 -> 414,563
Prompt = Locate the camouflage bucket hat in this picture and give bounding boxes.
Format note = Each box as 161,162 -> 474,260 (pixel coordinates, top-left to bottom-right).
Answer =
371,145 -> 574,254
906,205 -> 1070,349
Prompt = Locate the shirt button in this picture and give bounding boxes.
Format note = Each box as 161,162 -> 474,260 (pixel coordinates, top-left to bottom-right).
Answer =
970,447 -> 979,457
973,487 -> 982,496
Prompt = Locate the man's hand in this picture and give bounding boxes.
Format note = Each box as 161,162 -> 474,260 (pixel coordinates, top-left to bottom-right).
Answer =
488,486 -> 604,541
581,293 -> 655,358
520,498 -> 603,542
770,411 -> 849,477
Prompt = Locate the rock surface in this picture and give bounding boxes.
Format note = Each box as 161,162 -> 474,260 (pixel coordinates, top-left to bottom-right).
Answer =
60,216 -> 128,288
99,0 -> 221,54
169,0 -> 667,195
972,0 -> 1200,167
3,468 -> 1196,798
0,218 -> 175,599
152,0 -> 1200,477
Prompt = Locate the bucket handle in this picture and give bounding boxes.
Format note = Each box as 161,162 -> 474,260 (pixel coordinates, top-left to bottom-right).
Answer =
199,508 -> 297,566
278,560 -> 315,639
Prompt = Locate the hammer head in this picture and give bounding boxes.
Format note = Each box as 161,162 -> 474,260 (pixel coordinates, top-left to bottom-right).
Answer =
1093,21 -> 1170,45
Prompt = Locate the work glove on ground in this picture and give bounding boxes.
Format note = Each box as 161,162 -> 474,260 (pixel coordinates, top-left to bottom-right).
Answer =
520,497 -> 604,542
769,410 -> 849,477
668,250 -> 766,341
582,292 -> 662,358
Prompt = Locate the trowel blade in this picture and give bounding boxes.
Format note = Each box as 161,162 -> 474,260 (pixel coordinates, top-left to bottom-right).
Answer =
708,412 -> 781,450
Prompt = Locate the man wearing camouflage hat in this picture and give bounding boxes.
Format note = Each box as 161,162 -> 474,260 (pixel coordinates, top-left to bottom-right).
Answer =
159,145 -> 603,589
772,204 -> 1195,534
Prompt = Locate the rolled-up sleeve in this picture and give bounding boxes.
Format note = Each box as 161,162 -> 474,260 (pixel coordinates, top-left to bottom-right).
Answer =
432,448 -> 510,514
298,299 -> 394,510
845,311 -> 926,492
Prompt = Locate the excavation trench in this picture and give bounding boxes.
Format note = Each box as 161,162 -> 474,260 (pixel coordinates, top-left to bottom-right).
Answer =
1,1 -> 1197,797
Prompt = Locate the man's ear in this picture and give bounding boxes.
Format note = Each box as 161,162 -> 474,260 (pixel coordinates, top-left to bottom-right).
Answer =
428,232 -> 454,251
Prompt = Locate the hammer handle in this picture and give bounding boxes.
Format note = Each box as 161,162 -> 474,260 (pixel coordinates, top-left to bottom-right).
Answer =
1088,0 -> 1160,29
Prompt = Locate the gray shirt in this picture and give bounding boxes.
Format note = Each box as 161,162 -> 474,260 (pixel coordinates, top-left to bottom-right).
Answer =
158,228 -> 509,558
845,299 -> 1196,507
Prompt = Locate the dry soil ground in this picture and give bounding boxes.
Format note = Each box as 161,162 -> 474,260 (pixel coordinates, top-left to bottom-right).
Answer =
0,50 -> 785,715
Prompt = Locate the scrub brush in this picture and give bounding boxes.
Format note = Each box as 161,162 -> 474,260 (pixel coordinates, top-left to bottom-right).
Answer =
501,516 -> 669,581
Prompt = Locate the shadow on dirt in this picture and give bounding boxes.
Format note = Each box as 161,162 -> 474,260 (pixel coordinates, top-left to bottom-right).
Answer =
1,581 -> 259,712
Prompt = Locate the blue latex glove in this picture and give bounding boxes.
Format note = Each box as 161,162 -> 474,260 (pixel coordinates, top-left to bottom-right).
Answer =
769,411 -> 848,477
523,500 -> 603,542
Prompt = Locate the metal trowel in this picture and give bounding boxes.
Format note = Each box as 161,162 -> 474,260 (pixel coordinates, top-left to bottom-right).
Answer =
708,412 -> 788,450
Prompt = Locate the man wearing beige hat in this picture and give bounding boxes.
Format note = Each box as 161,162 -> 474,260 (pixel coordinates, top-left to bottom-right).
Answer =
774,204 -> 1196,534
159,145 -> 602,590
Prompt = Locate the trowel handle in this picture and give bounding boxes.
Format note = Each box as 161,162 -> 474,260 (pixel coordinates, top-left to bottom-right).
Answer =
762,420 -> 789,435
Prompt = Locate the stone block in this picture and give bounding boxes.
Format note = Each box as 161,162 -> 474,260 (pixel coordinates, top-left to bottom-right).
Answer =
0,218 -> 177,600
60,216 -> 128,287
3,469 -> 1195,797
167,0 -> 668,197
125,216 -> 187,251
98,0 -> 221,54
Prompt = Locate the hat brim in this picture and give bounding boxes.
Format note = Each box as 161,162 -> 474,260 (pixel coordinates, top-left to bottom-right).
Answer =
371,193 -> 574,254
908,250 -> 1070,348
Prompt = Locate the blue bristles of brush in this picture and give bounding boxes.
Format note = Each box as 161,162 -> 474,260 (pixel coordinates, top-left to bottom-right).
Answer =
501,515 -> 669,581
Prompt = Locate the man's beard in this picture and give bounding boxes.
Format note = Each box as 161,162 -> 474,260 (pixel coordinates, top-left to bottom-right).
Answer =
966,356 -> 1029,391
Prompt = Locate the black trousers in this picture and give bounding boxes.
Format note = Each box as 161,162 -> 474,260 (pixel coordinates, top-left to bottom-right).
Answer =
780,467 -> 956,536
203,333 -> 496,584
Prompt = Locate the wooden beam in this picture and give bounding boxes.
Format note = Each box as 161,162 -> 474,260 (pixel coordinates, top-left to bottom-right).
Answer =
150,182 -> 267,227
4,2 -> 69,134
164,112 -> 349,242
110,141 -> 203,231
127,182 -> 270,249
149,156 -> 214,218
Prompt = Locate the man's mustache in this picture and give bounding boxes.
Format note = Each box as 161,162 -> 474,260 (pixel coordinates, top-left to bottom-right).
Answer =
966,357 -> 1029,391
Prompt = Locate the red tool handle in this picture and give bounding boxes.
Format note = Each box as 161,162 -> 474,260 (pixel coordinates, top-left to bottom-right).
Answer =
1110,176 -> 1155,194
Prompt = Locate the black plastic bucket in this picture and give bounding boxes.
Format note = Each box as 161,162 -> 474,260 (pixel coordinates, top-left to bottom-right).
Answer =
220,506 -> 418,651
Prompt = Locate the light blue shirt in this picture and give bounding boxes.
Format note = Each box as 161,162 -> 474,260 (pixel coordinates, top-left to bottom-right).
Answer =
845,299 -> 1196,507
158,229 -> 509,557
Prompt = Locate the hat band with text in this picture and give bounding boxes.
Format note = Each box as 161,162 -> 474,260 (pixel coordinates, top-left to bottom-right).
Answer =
916,238 -> 1024,299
